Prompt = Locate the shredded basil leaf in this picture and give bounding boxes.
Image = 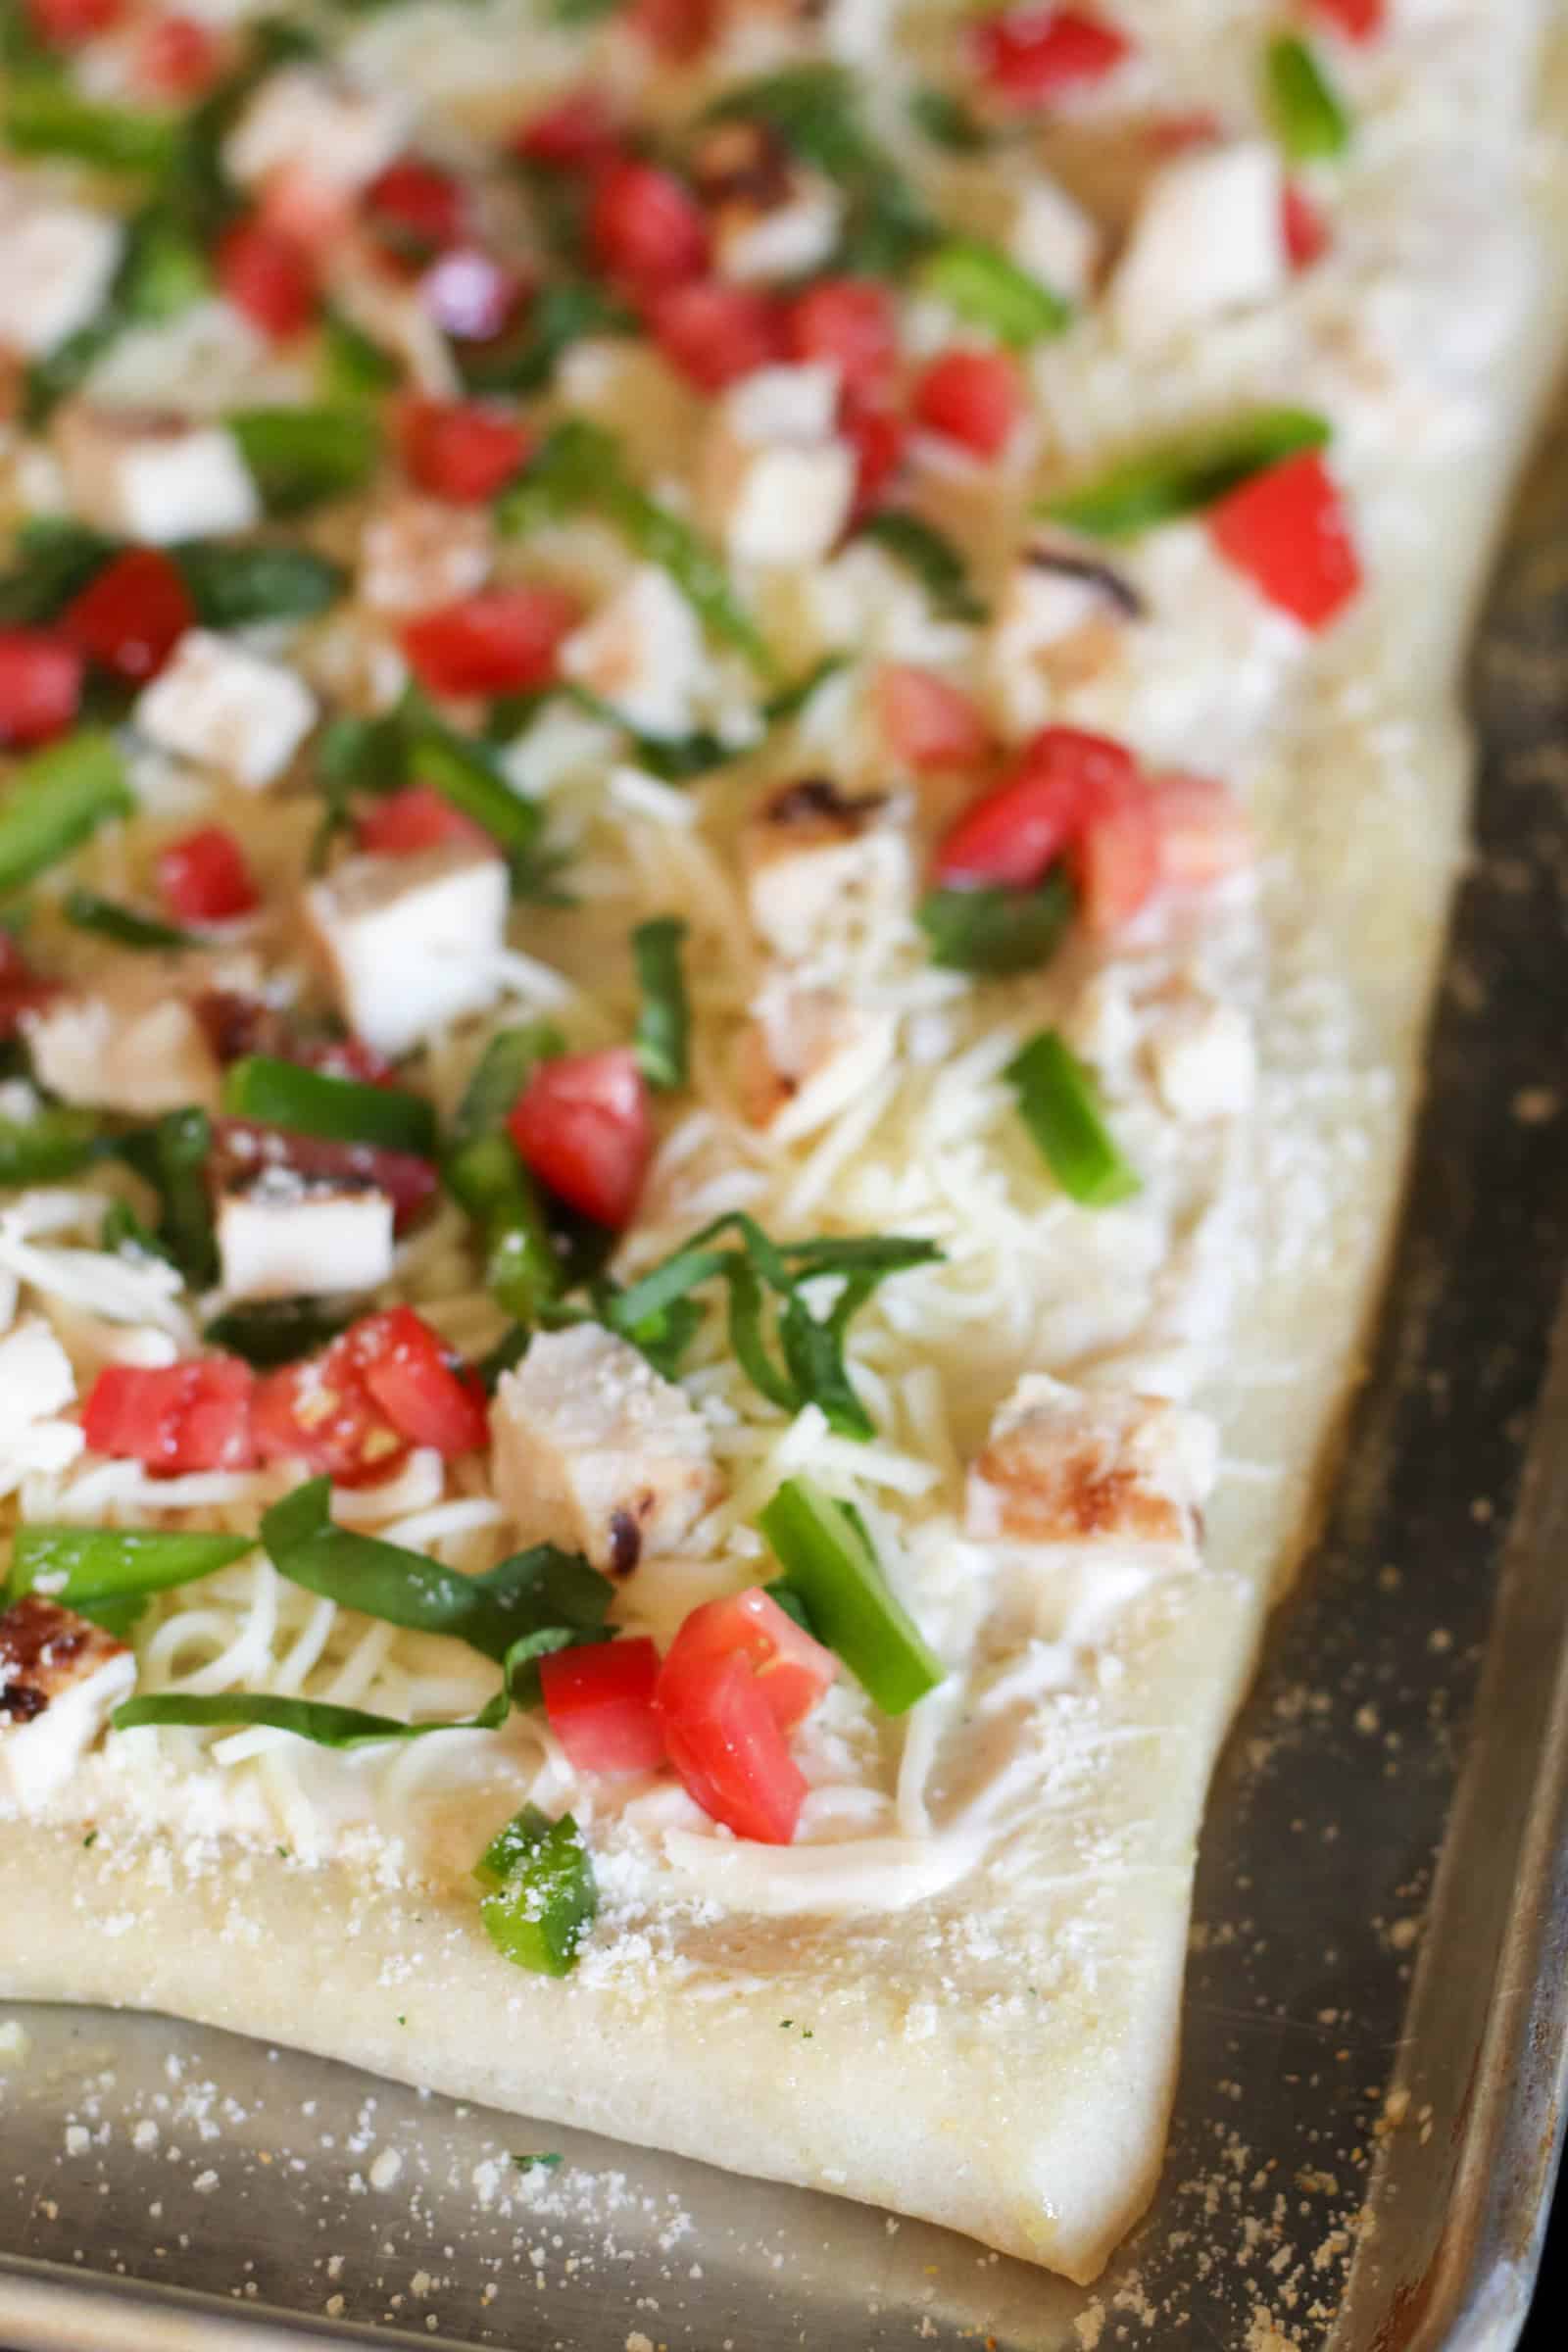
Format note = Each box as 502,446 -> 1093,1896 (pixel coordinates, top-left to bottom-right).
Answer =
260,1477 -> 613,1666
321,305 -> 403,400
3,77 -> 179,172
917,869 -> 1076,975
204,1298 -> 356,1368
907,86 -> 995,153
62,888 -> 197,953
0,518 -> 116,625
172,542 -> 348,629
858,511 -> 989,623
602,1214 -> 941,1440
631,916 -> 690,1092
113,1687 -> 511,1746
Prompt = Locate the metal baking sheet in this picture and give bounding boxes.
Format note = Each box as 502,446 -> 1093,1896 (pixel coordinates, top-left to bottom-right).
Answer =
4,404 -> 1568,2352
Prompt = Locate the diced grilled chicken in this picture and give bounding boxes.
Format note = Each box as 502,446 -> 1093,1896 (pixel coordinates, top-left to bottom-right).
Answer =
702,363 -> 856,568
743,776 -> 912,958
492,1326 -> 722,1575
1107,141 -> 1287,349
53,404 -> 259,544
304,840 -> 509,1058
22,981 -> 222,1117
222,66 -> 409,197
966,1373 -> 1217,1550
358,495 -> 493,615
692,120 -> 843,286
0,1316 -> 82,1487
0,1596 -> 134,1809
135,630 -> 318,792
216,1167 -> 396,1300
0,177 -> 122,360
736,974 -> 897,1142
561,564 -> 711,738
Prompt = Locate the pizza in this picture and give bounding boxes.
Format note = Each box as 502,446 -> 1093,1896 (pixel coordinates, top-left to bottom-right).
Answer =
0,0 -> 1562,2289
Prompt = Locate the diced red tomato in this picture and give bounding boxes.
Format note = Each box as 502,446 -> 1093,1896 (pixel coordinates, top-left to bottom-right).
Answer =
1070,764 -> 1159,934
348,1305 -> 490,1456
253,1349 -> 406,1487
654,1586 -> 835,1844
660,1590 -> 836,1733
1282,180 -> 1330,271
589,160 -> 710,293
935,725 -> 1140,889
0,930 -> 60,1040
365,155 -> 468,260
507,1046 -> 652,1231
213,1121 -> 438,1237
82,1357 -> 258,1477
1147,771 -> 1253,888
400,398 -> 531,504
1304,0 -> 1383,40
511,89 -> 621,172
912,347 -> 1022,461
787,277 -> 900,407
874,662 -> 991,772
842,399 -> 907,517
63,548 -> 193,684
133,13 -> 222,99
540,1638 -> 665,1775
356,785 -> 492,858
419,247 -> 526,342
648,280 -> 787,393
0,629 -> 82,748
217,218 -> 317,341
970,7 -> 1132,107
24,0 -> 120,47
1207,451 -> 1361,629
624,0 -> 717,63
401,584 -> 582,699
658,1649 -> 806,1842
156,826 -> 259,924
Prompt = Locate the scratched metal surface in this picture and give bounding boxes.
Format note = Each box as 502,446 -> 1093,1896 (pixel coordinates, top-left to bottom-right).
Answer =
3,413 -> 1568,2352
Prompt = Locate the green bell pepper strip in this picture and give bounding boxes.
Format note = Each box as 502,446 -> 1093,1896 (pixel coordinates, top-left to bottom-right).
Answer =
1041,409 -> 1333,540
758,1475 -> 944,1717
1004,1029 -> 1140,1207
920,235 -> 1071,348
1265,34 -> 1351,163
0,730 -> 132,896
